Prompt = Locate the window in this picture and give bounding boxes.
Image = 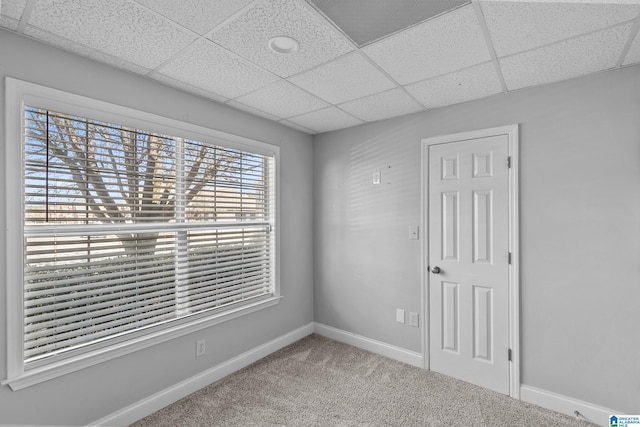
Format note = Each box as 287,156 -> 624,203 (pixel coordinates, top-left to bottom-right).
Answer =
4,79 -> 279,389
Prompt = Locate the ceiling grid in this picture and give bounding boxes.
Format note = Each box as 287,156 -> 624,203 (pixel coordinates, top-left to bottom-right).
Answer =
16,0 -> 33,33
1,0 -> 639,134
616,13 -> 640,66
471,1 -> 508,93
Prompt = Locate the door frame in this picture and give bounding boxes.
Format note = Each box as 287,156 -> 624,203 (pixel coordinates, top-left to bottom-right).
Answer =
420,124 -> 520,399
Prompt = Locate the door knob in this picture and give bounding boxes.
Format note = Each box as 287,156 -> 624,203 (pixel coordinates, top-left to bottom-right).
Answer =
431,266 -> 441,274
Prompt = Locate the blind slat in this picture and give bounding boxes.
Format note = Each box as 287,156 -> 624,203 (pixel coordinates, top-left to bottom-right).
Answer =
25,281 -> 177,322
25,291 -> 178,341
179,276 -> 270,299
24,307 -> 177,359
24,274 -> 177,309
184,287 -> 271,313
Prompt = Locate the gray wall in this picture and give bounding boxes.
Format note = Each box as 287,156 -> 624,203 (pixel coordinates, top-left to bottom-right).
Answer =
314,64 -> 640,414
2,26 -> 639,424
0,30 -> 314,426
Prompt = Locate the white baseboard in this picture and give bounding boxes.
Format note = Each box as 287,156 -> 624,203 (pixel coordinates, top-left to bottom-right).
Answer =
312,322 -> 423,368
90,323 -> 314,427
520,384 -> 621,427
91,322 -> 620,427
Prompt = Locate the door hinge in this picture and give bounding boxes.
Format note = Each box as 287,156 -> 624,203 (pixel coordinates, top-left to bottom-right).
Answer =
508,252 -> 512,264
507,156 -> 511,168
508,348 -> 512,362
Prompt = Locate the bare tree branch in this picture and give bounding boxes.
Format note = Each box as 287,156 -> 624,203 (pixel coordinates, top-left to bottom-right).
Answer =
29,110 -> 259,254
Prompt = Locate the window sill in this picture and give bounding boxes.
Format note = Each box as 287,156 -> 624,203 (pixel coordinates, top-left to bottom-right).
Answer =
2,296 -> 281,391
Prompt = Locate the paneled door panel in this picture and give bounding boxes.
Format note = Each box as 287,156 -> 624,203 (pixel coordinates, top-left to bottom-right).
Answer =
428,135 -> 509,395
441,281 -> 460,354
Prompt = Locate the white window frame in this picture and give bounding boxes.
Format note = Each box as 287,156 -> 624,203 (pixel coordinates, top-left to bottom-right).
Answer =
3,78 -> 281,390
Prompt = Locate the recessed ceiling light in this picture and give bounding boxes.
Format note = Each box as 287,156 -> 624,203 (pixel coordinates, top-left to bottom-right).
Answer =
268,36 -> 299,54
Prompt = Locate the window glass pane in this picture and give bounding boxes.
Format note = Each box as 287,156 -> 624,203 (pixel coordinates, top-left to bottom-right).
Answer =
24,231 -> 178,363
21,106 -> 275,367
24,106 -> 177,225
177,226 -> 272,315
183,141 -> 268,222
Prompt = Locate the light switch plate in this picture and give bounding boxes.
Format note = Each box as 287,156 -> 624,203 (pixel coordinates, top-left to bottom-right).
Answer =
409,312 -> 419,327
396,308 -> 405,323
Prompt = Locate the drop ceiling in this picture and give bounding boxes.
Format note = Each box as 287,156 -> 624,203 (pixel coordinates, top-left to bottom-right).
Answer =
1,0 -> 640,135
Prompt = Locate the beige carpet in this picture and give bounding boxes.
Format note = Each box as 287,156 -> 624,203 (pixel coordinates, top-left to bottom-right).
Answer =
131,334 -> 595,426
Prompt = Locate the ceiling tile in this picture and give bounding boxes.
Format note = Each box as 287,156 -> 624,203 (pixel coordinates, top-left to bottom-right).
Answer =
0,0 -> 26,30
288,52 -> 396,104
134,0 -> 254,35
21,26 -> 152,74
233,80 -> 329,119
24,0 -> 198,70
481,1 -> 640,58
363,4 -> 491,85
287,107 -> 363,133
209,0 -> 355,78
339,88 -> 422,123
1,0 -> 26,19
405,62 -> 503,109
623,29 -> 640,66
500,23 -> 633,91
309,0 -> 469,46
0,15 -> 20,31
227,100 -> 283,121
150,73 -> 228,104
155,39 -> 278,100
279,120 -> 317,134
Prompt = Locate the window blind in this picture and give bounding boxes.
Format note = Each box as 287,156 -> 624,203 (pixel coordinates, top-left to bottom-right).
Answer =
22,107 -> 275,365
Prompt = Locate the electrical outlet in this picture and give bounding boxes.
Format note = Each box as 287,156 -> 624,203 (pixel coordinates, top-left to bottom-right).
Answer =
396,308 -> 405,324
409,312 -> 419,327
196,339 -> 206,357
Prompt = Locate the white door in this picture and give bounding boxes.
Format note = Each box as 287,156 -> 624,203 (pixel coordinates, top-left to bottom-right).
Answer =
428,134 -> 510,395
